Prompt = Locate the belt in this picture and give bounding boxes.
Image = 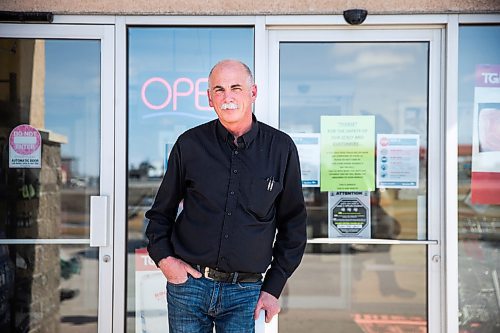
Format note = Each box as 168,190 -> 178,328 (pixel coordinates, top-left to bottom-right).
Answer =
192,264 -> 262,283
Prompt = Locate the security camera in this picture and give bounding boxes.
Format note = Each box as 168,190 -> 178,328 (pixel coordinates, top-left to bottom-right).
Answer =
343,9 -> 368,25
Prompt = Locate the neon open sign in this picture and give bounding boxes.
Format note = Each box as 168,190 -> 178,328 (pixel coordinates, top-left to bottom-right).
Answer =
141,77 -> 212,111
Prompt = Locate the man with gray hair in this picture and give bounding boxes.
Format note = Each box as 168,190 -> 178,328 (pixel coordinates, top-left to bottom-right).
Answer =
146,59 -> 307,332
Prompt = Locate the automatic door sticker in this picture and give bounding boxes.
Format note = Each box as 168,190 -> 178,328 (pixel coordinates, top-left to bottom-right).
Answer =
9,124 -> 42,168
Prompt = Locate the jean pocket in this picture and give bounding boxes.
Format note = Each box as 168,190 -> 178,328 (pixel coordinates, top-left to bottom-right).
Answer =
248,178 -> 282,221
167,275 -> 191,287
236,280 -> 263,290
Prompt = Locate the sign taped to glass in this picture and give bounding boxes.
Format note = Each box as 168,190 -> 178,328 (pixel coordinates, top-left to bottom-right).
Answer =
471,64 -> 500,204
376,134 -> 420,189
320,116 -> 375,192
135,248 -> 168,333
328,191 -> 371,238
9,124 -> 42,169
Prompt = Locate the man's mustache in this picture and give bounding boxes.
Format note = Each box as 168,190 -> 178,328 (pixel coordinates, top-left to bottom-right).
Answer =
221,103 -> 239,110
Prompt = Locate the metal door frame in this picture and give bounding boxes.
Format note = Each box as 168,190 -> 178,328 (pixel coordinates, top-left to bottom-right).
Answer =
266,27 -> 444,333
0,23 -> 115,333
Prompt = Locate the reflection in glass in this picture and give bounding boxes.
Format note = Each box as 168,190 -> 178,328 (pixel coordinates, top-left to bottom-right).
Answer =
0,38 -> 100,240
457,25 -> 500,332
279,41 -> 430,332
280,245 -> 426,332
0,38 -> 100,332
280,42 -> 429,241
126,27 -> 254,332
0,243 -> 98,332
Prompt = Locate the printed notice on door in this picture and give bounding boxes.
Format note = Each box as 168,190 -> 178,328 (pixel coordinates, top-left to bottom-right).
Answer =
320,116 -> 375,191
9,124 -> 41,168
289,133 -> 320,187
328,191 -> 371,238
376,134 -> 420,189
471,64 -> 500,204
135,248 -> 169,333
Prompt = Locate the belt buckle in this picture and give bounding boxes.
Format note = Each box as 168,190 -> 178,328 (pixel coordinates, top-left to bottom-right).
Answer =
203,267 -> 213,280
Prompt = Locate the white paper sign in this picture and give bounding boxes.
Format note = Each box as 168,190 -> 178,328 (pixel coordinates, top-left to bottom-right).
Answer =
135,249 -> 168,333
376,134 -> 420,189
470,64 -> 500,204
289,133 -> 320,187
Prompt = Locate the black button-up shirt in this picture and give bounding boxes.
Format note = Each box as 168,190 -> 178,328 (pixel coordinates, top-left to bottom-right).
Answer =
145,116 -> 307,298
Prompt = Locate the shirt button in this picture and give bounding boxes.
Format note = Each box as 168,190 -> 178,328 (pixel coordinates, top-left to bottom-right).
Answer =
224,234 -> 229,239
221,257 -> 226,261
230,191 -> 235,195
234,151 -> 239,155
227,211 -> 232,216
233,169 -> 238,174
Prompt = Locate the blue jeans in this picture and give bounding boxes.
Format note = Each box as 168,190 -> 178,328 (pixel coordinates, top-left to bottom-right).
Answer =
166,276 -> 262,333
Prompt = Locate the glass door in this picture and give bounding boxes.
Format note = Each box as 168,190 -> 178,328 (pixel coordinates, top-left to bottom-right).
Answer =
125,26 -> 255,333
268,28 -> 443,333
0,24 -> 114,333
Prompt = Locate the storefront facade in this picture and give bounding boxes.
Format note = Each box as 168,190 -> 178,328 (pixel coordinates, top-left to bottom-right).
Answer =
0,2 -> 499,333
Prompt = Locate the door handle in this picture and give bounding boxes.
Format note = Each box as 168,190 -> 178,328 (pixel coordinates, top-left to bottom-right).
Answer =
90,195 -> 108,247
307,238 -> 438,245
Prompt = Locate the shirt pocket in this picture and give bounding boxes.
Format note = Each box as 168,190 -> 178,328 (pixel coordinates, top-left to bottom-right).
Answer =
247,177 -> 283,221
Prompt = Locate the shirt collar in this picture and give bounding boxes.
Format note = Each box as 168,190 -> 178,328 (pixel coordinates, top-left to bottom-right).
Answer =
216,114 -> 259,148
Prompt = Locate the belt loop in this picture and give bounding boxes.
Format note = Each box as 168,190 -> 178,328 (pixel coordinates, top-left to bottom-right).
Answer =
231,272 -> 238,284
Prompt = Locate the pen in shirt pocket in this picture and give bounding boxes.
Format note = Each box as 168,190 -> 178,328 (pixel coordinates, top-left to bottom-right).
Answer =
267,177 -> 274,191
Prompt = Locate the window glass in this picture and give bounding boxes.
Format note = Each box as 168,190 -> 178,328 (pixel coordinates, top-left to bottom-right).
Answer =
280,42 -> 429,241
0,38 -> 100,332
126,27 -> 254,333
457,25 -> 500,332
